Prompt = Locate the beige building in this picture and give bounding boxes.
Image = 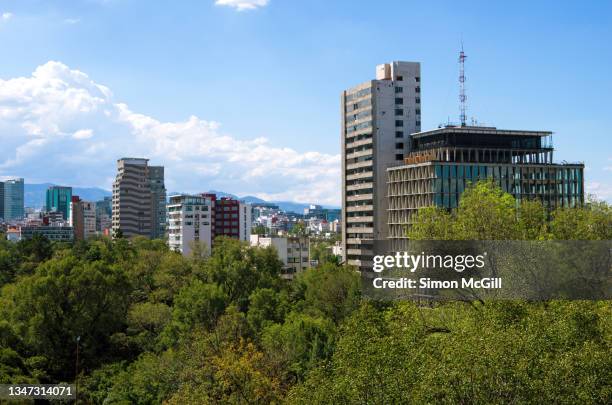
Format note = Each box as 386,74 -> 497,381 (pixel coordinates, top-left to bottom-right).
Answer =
250,235 -> 310,279
70,198 -> 96,240
112,158 -> 165,238
341,61 -> 421,270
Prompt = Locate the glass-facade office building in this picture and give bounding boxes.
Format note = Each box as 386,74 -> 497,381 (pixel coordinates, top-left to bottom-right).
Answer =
387,126 -> 584,239
46,186 -> 73,220
1,178 -> 25,221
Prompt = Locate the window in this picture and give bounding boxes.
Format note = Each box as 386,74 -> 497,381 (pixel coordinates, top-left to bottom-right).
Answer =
396,75 -> 403,81
395,120 -> 403,127
415,108 -> 421,115
395,154 -> 403,161
395,87 -> 403,93
395,97 -> 403,105
396,142 -> 404,149
394,109 -> 403,116
395,131 -> 403,138
415,86 -> 421,93
416,120 -> 421,126
415,77 -> 420,82
416,97 -> 421,103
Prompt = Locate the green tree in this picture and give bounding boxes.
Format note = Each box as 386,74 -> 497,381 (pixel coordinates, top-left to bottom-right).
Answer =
0,255 -> 131,380
292,263 -> 361,324
204,237 -> 282,310
246,288 -> 289,333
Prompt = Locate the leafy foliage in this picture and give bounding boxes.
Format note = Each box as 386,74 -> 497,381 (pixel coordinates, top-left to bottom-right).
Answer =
0,181 -> 609,403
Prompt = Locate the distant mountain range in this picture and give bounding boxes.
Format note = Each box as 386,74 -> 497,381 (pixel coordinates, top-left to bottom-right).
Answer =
24,184 -> 339,213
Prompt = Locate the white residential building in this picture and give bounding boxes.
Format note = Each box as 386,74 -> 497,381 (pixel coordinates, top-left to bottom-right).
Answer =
167,195 -> 213,256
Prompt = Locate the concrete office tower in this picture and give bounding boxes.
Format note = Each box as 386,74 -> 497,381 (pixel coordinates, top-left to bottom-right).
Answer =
46,186 -> 73,220
112,158 -> 165,238
387,126 -> 585,244
1,178 -> 25,221
149,166 -> 167,239
167,194 -> 213,256
341,61 -> 421,270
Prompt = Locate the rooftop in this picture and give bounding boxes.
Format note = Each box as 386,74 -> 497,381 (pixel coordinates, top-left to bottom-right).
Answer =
411,126 -> 552,139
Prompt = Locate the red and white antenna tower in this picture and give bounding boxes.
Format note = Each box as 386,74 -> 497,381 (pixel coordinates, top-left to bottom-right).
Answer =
459,42 -> 467,126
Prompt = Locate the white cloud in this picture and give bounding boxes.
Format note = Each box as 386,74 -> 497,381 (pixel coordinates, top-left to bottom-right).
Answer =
1,12 -> 13,21
0,61 -> 340,205
64,18 -> 81,25
73,129 -> 93,139
215,0 -> 269,11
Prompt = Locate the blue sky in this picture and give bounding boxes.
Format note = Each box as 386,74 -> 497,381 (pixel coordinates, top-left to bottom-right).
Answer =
0,0 -> 611,204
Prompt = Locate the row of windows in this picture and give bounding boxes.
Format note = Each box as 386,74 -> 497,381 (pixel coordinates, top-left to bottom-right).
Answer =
215,213 -> 239,219
346,155 -> 373,165
435,165 -> 583,182
345,99 -> 372,113
345,88 -> 372,102
395,120 -> 422,128
346,133 -> 372,146
346,188 -> 374,197
346,110 -> 372,124
346,120 -> 372,134
432,191 -> 582,209
394,76 -> 420,82
394,86 -> 421,95
346,144 -> 373,155
394,108 -> 421,116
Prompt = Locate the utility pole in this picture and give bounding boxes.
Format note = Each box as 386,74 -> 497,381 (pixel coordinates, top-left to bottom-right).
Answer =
75,336 -> 80,404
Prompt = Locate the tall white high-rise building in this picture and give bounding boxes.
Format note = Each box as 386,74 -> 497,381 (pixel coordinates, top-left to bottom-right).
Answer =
341,61 -> 421,270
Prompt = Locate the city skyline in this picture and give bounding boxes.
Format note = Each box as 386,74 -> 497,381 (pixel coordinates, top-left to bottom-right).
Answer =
1,1 -> 611,204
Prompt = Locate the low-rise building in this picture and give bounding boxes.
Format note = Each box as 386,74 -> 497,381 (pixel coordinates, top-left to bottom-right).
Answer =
18,225 -> 74,242
250,234 -> 310,279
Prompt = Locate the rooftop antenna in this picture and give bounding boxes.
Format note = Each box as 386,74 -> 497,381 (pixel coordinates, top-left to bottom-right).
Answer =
459,41 -> 467,127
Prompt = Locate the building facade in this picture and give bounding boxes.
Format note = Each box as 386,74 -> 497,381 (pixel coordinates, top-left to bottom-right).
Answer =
250,234 -> 310,279
112,158 -> 165,239
149,165 -> 167,239
204,195 -> 252,242
167,195 -> 213,256
0,182 -> 4,220
96,197 -> 112,235
341,61 -> 421,270
46,186 -> 73,220
71,196 -> 97,240
19,225 -> 74,242
1,178 -> 25,221
387,126 -> 584,241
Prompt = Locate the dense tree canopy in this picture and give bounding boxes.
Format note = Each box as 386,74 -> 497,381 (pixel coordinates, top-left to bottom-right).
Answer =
0,181 -> 610,403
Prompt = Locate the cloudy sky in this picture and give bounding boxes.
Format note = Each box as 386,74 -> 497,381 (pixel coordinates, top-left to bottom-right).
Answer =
1,0 -> 611,204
